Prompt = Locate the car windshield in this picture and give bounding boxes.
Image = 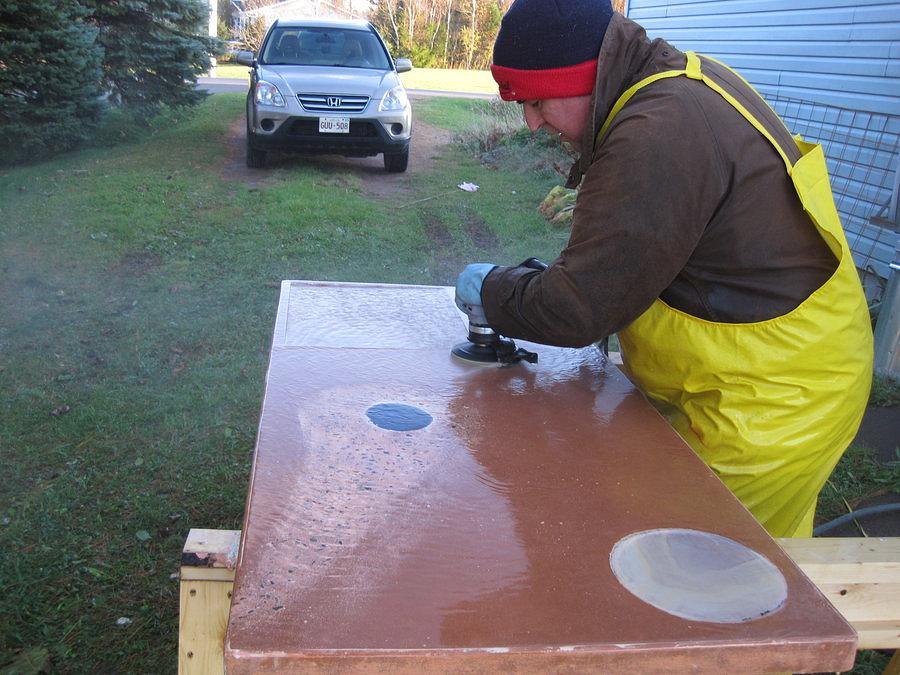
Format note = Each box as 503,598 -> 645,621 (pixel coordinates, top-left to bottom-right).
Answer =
262,27 -> 391,69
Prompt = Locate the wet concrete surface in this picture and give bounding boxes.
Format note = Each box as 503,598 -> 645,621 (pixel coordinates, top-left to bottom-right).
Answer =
225,281 -> 857,673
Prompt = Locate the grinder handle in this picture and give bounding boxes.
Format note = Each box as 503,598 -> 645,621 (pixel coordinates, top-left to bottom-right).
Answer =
520,257 -> 549,271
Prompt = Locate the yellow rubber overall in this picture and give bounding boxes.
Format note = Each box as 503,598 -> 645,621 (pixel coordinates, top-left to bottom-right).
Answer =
606,52 -> 873,538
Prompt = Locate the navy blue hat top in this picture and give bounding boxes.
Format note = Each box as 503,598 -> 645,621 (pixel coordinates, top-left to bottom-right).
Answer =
492,0 -> 614,71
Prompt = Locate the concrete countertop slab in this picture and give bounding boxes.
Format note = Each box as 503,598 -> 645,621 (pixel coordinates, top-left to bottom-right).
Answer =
224,280 -> 856,673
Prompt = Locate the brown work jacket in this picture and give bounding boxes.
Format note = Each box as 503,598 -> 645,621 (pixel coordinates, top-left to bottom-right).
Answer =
481,13 -> 837,347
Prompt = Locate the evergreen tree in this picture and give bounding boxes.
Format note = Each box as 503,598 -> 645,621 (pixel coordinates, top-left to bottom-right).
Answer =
82,0 -> 219,114
0,0 -> 103,162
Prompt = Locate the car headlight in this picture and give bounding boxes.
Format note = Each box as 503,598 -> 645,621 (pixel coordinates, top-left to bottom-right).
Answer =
379,85 -> 408,112
255,80 -> 285,107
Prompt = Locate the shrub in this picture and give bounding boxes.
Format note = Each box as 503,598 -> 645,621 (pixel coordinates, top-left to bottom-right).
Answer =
871,375 -> 900,407
240,16 -> 268,54
456,99 -> 574,178
460,98 -> 524,153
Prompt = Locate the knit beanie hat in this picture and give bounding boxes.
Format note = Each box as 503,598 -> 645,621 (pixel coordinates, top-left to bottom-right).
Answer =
491,0 -> 614,102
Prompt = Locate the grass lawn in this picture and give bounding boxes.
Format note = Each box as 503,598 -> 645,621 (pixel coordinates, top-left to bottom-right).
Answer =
212,62 -> 251,80
1,93 -> 894,673
212,63 -> 498,94
0,93 -> 567,672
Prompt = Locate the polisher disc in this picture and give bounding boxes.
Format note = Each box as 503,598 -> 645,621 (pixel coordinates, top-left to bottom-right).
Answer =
450,341 -> 502,364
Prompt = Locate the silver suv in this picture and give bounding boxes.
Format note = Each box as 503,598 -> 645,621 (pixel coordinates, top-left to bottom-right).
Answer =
236,19 -> 412,172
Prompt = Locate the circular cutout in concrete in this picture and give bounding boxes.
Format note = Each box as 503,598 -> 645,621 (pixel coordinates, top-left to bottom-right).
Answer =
366,403 -> 433,431
610,528 -> 787,623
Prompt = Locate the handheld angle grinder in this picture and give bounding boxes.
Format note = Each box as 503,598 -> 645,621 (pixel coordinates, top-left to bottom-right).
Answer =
451,258 -> 548,366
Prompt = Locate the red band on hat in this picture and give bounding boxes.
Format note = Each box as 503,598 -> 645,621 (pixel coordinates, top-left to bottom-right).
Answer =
490,59 -> 598,101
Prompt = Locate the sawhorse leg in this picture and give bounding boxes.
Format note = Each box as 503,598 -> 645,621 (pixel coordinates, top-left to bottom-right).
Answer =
178,529 -> 240,675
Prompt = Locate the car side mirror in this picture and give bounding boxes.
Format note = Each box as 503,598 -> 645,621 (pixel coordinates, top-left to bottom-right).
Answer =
395,58 -> 412,74
236,51 -> 256,67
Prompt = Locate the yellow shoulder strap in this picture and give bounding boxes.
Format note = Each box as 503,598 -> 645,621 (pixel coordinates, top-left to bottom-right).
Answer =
596,51 -> 794,174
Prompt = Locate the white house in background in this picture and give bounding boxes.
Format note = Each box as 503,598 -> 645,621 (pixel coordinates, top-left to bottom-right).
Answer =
231,0 -> 371,30
623,0 -> 899,294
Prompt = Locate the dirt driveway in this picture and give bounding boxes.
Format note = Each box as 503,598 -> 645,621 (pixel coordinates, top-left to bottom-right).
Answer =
221,94 -> 453,196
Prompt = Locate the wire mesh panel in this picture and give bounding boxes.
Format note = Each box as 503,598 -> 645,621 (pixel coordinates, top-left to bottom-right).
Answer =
764,95 -> 899,303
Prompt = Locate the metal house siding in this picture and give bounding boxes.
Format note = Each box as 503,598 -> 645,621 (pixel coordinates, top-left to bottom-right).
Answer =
626,0 -> 900,282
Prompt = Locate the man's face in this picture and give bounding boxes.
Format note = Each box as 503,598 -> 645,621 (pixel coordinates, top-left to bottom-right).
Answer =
522,95 -> 592,151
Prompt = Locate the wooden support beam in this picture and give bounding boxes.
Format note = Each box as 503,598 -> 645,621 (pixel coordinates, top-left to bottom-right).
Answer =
178,529 -> 240,675
181,528 -> 240,570
777,537 -> 900,584
179,579 -> 232,675
778,537 -> 900,649
178,531 -> 898,672
884,648 -> 900,675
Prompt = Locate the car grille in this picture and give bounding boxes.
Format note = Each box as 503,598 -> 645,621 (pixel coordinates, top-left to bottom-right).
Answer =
286,119 -> 379,138
297,94 -> 370,113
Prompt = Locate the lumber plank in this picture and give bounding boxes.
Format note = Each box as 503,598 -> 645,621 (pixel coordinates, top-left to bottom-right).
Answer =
854,621 -> 900,651
884,646 -> 900,675
182,528 -> 240,569
778,537 -> 900,584
178,529 -> 240,675
178,579 -> 232,675
777,537 -> 900,564
779,538 -> 900,649
815,583 -> 900,623
180,567 -> 237,582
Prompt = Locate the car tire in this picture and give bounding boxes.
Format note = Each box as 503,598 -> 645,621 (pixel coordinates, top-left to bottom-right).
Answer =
246,130 -> 267,169
383,147 -> 409,173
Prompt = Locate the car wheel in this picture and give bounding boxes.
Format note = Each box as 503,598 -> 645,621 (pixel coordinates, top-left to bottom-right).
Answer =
246,129 -> 267,169
383,147 -> 409,173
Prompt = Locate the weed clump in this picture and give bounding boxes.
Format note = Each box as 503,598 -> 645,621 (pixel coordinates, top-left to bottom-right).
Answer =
456,99 -> 574,179
871,375 -> 900,407
459,98 -> 523,152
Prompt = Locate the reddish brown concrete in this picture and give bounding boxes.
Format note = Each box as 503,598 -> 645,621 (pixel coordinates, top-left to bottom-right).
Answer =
225,281 -> 856,674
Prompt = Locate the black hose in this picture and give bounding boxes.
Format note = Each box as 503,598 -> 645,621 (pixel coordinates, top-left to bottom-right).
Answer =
813,503 -> 900,536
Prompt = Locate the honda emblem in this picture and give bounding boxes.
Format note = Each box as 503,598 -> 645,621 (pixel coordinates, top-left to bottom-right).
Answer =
327,96 -> 341,108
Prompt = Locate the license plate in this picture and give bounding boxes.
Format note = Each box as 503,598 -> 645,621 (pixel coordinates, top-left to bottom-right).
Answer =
319,117 -> 350,133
